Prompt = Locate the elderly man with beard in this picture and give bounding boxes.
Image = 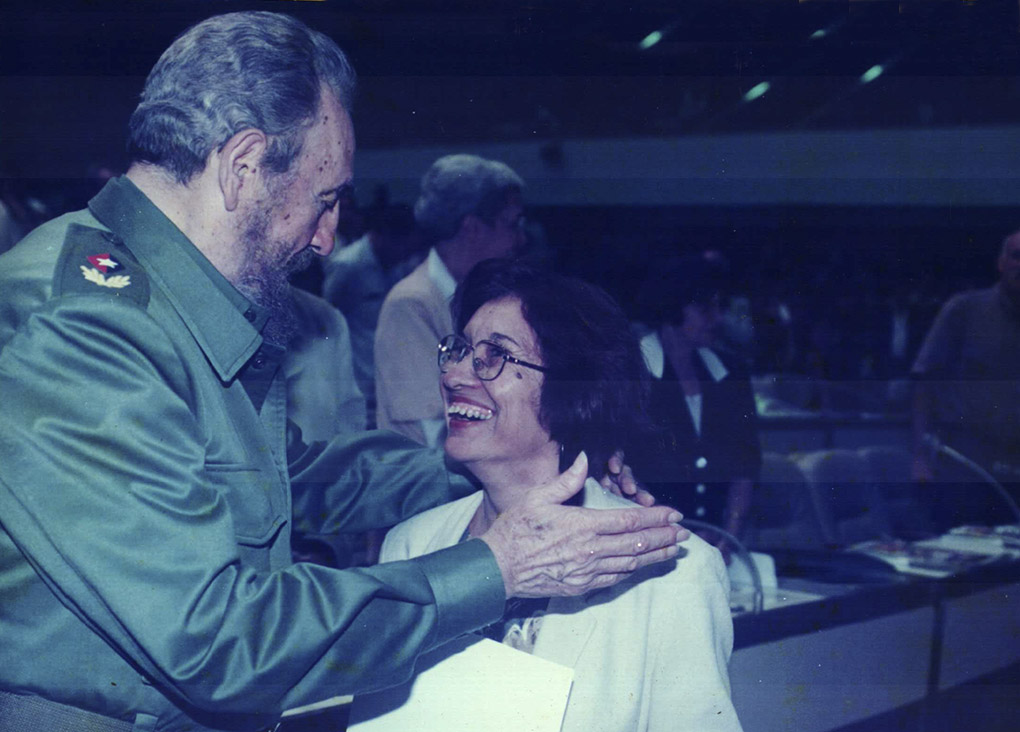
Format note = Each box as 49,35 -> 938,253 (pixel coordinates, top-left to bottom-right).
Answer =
0,12 -> 684,732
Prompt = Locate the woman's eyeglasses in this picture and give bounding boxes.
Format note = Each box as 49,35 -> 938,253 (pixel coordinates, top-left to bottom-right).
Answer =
437,334 -> 548,381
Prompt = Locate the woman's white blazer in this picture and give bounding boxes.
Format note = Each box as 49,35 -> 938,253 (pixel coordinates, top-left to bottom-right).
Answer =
380,479 -> 743,732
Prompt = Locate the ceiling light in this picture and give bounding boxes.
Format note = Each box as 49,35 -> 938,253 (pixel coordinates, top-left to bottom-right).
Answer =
860,65 -> 884,84
743,82 -> 771,102
639,30 -> 664,51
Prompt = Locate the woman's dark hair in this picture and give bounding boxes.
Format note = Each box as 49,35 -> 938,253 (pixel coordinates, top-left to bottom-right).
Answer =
453,258 -> 654,480
637,253 -> 729,326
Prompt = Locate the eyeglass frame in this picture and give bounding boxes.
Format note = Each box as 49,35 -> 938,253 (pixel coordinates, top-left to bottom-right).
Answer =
437,334 -> 548,381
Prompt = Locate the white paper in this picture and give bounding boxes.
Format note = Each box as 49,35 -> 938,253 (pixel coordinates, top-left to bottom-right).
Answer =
348,634 -> 573,732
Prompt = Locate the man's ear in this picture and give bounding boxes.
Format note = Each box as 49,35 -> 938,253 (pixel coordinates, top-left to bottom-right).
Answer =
217,129 -> 268,212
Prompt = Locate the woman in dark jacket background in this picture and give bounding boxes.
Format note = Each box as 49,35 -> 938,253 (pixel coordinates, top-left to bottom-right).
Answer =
633,253 -> 762,556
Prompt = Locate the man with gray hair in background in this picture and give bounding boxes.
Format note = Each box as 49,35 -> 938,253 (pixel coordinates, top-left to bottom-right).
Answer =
374,153 -> 526,446
0,13 -> 684,732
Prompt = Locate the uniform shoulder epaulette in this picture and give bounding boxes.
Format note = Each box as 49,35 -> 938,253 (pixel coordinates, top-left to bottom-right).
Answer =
54,223 -> 150,306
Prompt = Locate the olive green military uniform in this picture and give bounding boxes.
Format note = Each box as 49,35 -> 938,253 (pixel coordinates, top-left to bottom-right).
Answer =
0,178 -> 504,732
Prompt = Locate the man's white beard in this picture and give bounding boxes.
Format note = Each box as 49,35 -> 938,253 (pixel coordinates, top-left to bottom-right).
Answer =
233,203 -> 316,347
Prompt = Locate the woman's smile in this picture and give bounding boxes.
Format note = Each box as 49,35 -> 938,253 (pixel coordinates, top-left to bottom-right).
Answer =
440,296 -> 556,481
446,397 -> 495,425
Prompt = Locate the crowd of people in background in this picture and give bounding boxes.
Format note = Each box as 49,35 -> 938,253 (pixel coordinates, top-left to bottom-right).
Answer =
3,153 -> 1015,538
1,173 -> 978,426
2,16 -> 1017,543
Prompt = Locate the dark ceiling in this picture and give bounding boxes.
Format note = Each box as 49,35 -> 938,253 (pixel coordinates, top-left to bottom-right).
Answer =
3,0 -> 1020,177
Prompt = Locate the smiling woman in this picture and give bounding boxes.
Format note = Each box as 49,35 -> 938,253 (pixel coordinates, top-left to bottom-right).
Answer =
441,295 -> 558,496
368,257 -> 744,732
449,258 -> 655,483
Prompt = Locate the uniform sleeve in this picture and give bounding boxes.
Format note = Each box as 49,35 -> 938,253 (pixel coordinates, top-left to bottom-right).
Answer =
647,544 -> 743,732
373,291 -> 447,441
0,295 -> 503,718
287,427 -> 471,536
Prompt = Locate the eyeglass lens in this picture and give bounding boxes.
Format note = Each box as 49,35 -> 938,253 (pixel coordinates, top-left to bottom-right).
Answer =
438,336 -> 507,380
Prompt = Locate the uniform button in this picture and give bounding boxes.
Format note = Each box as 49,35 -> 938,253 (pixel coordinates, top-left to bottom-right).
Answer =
252,351 -> 266,369
695,457 -> 708,469
695,506 -> 707,517
244,309 -> 256,322
696,483 -> 706,494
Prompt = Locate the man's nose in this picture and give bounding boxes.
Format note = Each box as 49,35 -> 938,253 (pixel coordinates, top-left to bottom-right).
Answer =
310,206 -> 339,257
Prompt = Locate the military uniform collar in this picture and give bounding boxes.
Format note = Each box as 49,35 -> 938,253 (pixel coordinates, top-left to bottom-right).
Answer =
88,176 -> 268,382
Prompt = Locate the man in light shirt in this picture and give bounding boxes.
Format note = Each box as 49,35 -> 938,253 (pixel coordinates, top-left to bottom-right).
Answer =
374,154 -> 526,446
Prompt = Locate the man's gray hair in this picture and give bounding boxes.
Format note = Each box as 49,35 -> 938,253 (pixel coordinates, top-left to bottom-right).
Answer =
414,154 -> 524,243
127,11 -> 357,185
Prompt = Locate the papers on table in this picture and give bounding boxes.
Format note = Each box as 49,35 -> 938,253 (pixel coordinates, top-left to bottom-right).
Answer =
848,526 -> 1020,579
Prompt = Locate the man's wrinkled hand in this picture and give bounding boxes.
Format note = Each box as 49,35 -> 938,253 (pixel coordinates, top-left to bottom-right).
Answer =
479,452 -> 688,598
600,450 -> 656,507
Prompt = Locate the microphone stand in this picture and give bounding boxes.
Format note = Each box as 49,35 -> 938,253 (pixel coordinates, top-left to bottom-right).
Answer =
924,434 -> 1020,526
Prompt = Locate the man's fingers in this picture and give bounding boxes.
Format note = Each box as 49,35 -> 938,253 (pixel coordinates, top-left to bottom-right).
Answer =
615,463 -> 637,496
540,450 -> 588,504
483,470 -> 687,599
586,525 -> 684,558
631,488 -> 657,507
553,546 -> 681,593
589,545 -> 680,576
607,450 -> 624,476
600,452 -> 649,502
590,505 -> 683,535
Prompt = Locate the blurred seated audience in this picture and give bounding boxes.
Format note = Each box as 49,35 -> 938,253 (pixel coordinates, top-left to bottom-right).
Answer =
322,199 -> 425,426
632,253 -> 762,554
374,154 -> 526,446
369,258 -> 741,732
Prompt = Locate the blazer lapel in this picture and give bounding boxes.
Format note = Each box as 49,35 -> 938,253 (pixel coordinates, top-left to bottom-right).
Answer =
534,595 -> 597,669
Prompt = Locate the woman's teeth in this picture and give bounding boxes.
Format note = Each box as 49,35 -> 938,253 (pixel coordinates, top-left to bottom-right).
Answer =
447,403 -> 494,421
